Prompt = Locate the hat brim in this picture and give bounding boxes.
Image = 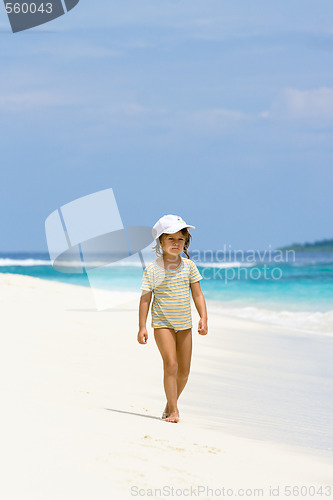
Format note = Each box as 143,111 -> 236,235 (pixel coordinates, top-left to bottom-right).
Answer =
155,223 -> 195,239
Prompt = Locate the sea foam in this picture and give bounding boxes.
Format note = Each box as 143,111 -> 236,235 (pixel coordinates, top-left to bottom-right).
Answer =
207,302 -> 333,337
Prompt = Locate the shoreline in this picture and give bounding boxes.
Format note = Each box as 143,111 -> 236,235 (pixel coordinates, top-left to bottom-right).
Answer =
2,268 -> 333,337
1,272 -> 332,498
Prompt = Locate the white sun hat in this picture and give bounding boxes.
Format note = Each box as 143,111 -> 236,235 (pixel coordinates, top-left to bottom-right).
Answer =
152,214 -> 195,240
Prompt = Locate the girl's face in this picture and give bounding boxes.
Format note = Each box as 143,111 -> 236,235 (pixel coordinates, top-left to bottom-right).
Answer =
161,231 -> 186,257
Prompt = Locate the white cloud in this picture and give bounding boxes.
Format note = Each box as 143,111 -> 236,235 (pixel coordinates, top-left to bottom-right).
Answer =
0,90 -> 79,110
285,87 -> 333,118
264,87 -> 333,122
21,43 -> 123,59
54,44 -> 122,59
188,107 -> 250,129
108,103 -> 147,115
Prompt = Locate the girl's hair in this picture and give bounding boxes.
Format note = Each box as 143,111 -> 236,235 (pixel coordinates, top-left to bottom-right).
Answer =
152,228 -> 192,259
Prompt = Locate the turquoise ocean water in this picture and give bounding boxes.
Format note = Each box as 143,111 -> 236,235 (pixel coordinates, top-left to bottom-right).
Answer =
1,249 -> 333,336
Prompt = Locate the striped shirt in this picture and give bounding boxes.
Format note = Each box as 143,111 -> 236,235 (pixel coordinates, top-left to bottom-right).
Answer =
141,256 -> 203,330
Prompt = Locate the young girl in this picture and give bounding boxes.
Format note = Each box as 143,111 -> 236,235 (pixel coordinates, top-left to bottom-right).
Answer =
137,214 -> 208,423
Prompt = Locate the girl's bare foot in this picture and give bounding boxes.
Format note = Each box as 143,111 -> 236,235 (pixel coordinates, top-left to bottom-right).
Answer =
161,403 -> 169,420
165,411 -> 179,423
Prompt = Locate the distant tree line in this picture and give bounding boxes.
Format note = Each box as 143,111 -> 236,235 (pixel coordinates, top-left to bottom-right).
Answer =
278,238 -> 333,252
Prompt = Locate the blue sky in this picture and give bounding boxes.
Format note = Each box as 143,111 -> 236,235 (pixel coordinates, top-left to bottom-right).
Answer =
0,0 -> 332,252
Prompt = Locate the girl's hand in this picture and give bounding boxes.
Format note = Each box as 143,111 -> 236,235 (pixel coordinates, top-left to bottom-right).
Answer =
137,327 -> 148,344
198,318 -> 208,335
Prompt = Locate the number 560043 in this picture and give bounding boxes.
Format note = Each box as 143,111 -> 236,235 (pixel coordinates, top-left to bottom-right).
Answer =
5,3 -> 53,14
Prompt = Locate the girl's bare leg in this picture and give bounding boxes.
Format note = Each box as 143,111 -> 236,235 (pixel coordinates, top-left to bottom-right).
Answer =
176,328 -> 192,398
154,328 -> 179,422
155,328 -> 192,423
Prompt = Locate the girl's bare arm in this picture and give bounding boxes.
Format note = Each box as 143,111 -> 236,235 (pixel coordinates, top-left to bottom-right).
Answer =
137,291 -> 152,344
190,282 -> 208,335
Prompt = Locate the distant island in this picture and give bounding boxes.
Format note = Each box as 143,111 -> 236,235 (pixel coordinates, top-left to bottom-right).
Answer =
277,238 -> 333,252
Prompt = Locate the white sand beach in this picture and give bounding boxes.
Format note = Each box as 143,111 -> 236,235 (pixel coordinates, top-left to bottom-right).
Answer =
1,273 -> 332,500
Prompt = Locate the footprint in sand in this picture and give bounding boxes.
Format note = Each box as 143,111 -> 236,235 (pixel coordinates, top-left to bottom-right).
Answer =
142,436 -> 222,454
